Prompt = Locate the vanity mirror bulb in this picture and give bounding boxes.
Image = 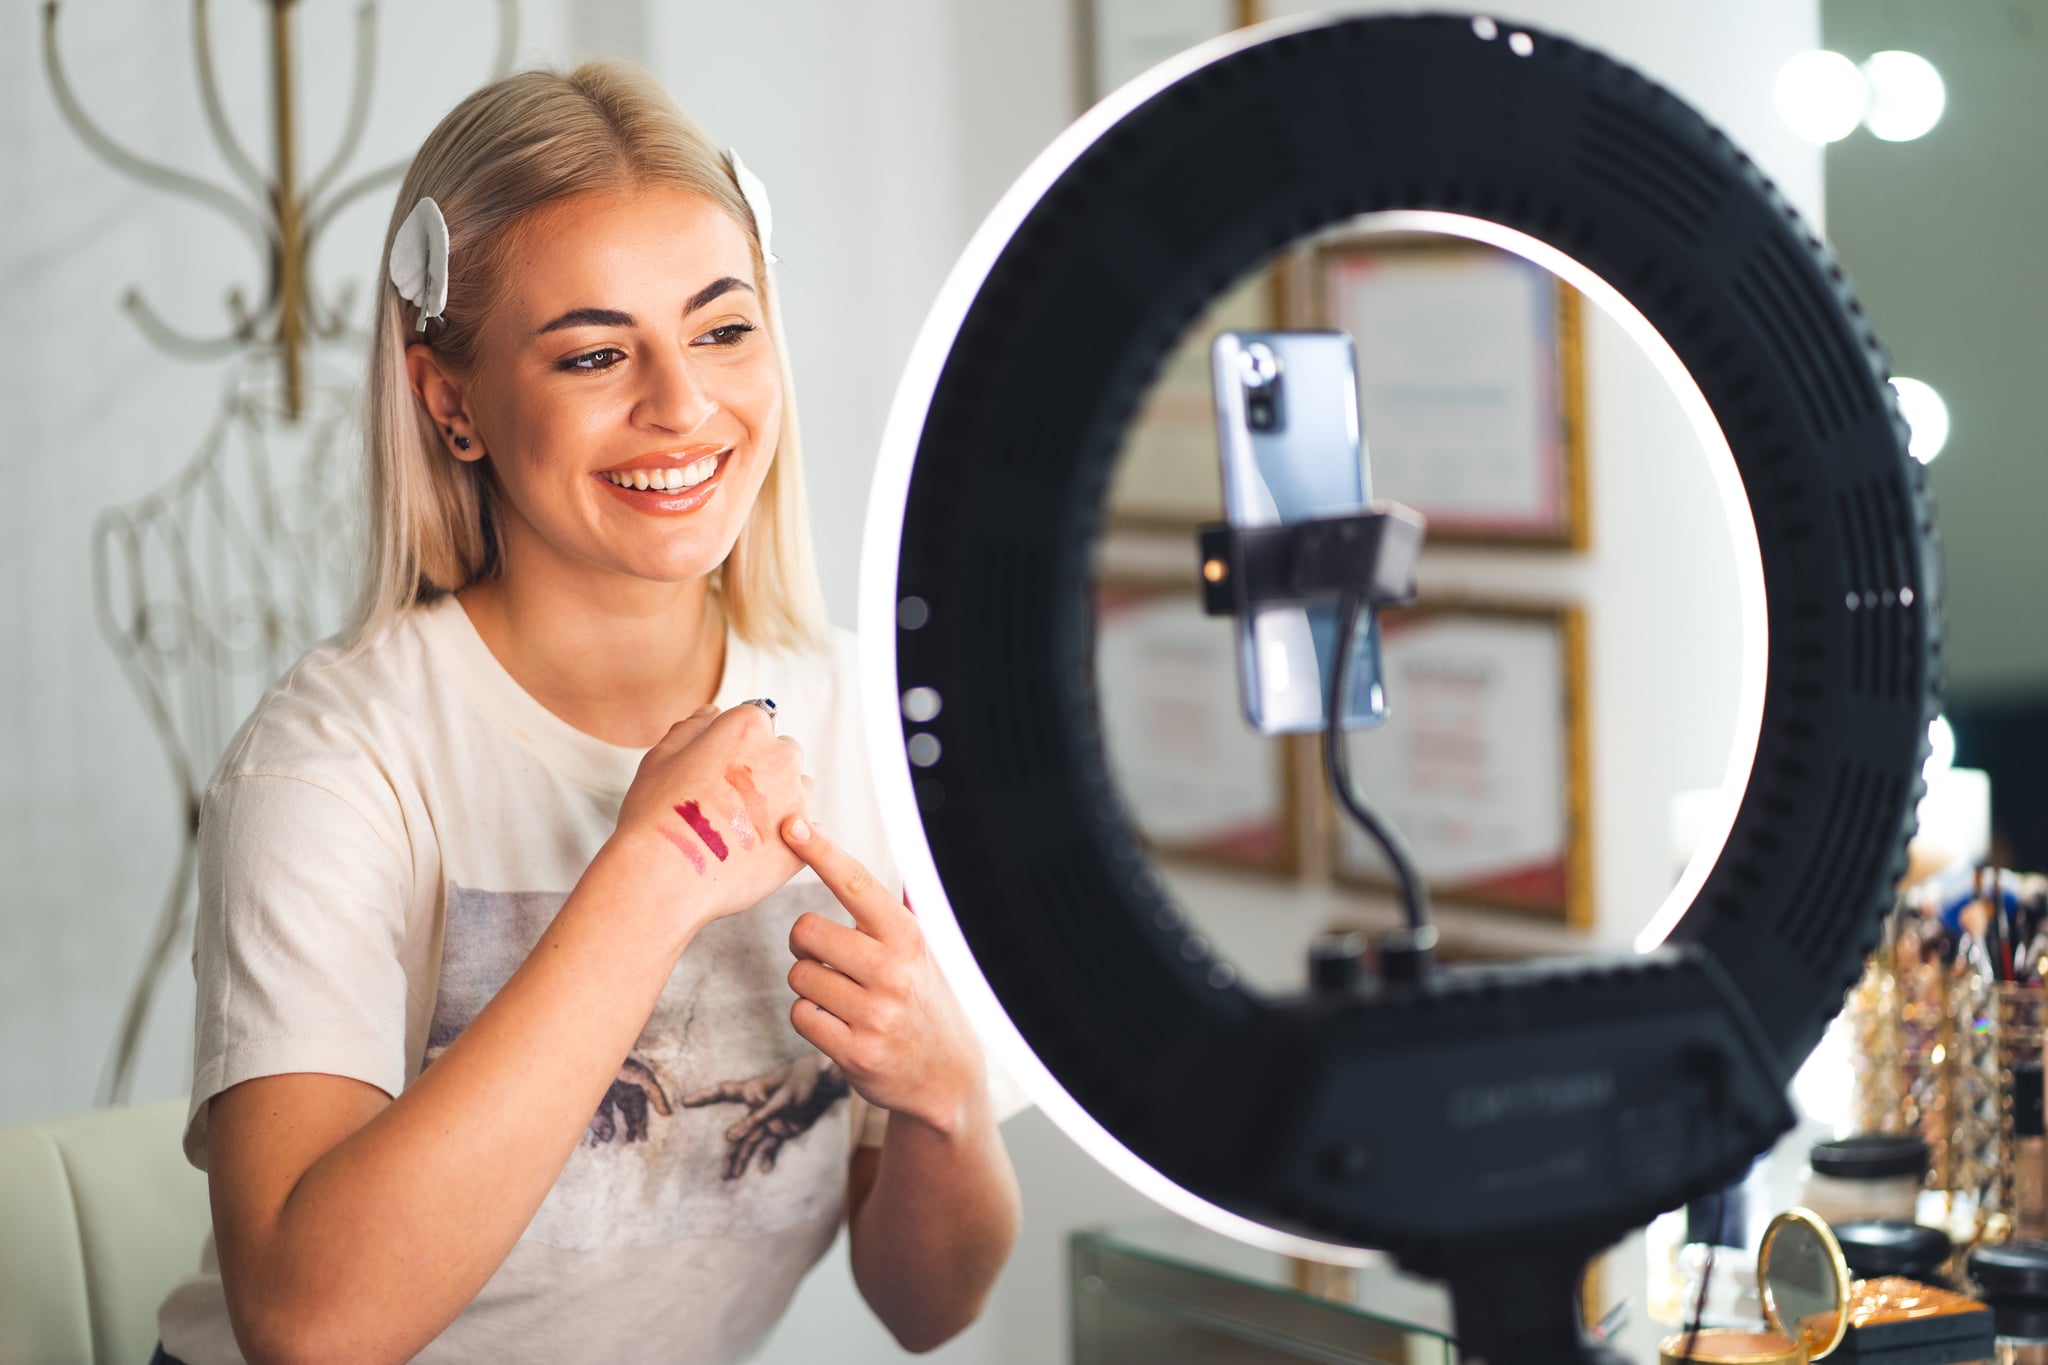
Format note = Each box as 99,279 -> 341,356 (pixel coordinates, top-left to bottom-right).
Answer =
1775,50 -> 1868,144
1890,377 -> 1950,462
1862,51 -> 1946,143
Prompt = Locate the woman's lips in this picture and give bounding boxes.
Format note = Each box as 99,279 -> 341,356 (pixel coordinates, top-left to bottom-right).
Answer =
593,449 -> 731,513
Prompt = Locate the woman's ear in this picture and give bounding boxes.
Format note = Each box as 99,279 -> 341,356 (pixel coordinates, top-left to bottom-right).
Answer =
404,343 -> 488,463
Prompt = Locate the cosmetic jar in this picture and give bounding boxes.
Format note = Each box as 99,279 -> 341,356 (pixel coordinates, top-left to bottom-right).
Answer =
1801,1136 -> 1929,1226
1830,1220 -> 1954,1287
1970,1241 -> 2048,1365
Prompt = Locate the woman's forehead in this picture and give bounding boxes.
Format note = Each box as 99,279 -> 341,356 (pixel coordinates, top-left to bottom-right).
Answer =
502,186 -> 754,319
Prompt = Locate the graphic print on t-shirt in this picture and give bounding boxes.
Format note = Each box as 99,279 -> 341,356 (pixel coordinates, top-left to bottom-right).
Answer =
426,879 -> 852,1250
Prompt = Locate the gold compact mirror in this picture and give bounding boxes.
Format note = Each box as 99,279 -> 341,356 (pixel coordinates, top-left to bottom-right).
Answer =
1661,1208 -> 1852,1363
1758,1207 -> 1852,1361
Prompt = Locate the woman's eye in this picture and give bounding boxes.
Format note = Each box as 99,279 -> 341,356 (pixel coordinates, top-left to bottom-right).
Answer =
696,322 -> 756,347
561,348 -> 626,372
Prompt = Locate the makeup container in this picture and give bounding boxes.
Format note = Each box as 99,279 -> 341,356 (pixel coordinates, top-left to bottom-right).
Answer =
1659,1330 -> 1805,1365
1663,1210 -> 1996,1365
1824,1279 -> 1995,1362
1831,1221 -> 1954,1289
1803,1137 -> 1931,1227
1664,1211 -> 1841,1365
2012,1061 -> 2047,1241
1969,1241 -> 2048,1365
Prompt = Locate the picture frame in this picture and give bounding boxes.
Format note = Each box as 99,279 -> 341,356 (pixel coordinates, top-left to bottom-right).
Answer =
1292,234 -> 1589,549
1327,602 -> 1592,927
1092,574 -> 1302,876
1101,271 -> 1274,530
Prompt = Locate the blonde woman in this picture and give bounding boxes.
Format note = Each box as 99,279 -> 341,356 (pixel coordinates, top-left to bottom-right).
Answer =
152,60 -> 1020,1365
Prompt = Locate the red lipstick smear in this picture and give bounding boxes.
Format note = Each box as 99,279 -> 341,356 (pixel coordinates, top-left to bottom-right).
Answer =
676,801 -> 729,861
659,825 -> 707,874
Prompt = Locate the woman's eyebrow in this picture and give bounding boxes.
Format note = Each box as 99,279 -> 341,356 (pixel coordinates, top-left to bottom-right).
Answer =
532,306 -> 635,336
529,278 -> 756,338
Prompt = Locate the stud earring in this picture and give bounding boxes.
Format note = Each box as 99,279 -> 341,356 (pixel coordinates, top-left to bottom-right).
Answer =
455,435 -> 473,451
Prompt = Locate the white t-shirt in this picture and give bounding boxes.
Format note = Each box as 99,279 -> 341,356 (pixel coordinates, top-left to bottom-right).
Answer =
158,594 -> 911,1364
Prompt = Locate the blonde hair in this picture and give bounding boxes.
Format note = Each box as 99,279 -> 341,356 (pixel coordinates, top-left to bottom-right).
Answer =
348,59 -> 828,654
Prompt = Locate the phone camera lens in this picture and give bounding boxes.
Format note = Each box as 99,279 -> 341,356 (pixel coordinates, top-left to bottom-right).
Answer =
1247,395 -> 1277,431
1239,342 -> 1281,389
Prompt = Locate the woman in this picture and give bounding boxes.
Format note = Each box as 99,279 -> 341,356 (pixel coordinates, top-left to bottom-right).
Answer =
153,59 -> 1020,1365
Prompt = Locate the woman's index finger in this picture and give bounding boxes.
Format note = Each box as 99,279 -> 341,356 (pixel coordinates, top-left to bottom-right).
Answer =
781,818 -> 907,940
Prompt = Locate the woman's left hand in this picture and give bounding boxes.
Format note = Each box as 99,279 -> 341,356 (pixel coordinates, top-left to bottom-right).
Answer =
780,816 -> 986,1135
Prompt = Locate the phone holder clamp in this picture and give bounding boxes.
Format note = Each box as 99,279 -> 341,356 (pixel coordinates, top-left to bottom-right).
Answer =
1195,502 -> 1427,619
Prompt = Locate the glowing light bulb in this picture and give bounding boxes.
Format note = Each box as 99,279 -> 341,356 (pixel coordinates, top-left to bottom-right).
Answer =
1775,50 -> 1867,144
1891,376 -> 1951,462
1863,51 -> 1945,142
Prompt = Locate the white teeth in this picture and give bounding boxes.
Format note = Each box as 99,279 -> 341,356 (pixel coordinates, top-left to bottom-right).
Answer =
602,452 -> 724,491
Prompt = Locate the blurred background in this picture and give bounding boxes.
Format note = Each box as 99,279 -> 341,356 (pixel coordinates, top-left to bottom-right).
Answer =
0,0 -> 2032,1361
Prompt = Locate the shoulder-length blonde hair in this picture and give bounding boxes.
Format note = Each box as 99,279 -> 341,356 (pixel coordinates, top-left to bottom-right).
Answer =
348,59 -> 827,654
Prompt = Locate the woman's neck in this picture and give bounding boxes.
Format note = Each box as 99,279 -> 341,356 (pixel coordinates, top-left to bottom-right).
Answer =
455,564 -> 727,751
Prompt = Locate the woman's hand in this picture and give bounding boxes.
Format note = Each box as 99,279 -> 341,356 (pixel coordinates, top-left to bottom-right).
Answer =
610,702 -> 810,927
780,817 -> 987,1136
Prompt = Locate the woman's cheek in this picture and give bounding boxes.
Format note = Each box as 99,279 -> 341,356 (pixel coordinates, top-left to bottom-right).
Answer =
736,362 -> 783,458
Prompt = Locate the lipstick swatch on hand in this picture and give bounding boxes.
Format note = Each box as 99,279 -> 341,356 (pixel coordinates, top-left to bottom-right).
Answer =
659,825 -> 707,874
676,801 -> 730,861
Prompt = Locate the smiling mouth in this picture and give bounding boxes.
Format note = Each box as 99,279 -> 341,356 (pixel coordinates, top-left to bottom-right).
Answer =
598,448 -> 728,492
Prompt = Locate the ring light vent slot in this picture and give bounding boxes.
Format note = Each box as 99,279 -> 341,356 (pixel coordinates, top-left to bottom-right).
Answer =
1577,94 -> 1729,244
1732,235 -> 1885,441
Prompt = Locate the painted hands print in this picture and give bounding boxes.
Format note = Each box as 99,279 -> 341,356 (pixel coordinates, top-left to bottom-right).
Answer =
586,1054 -> 676,1147
680,1053 -> 850,1179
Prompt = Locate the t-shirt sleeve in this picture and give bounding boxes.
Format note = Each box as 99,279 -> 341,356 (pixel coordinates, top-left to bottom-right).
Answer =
183,771 -> 414,1169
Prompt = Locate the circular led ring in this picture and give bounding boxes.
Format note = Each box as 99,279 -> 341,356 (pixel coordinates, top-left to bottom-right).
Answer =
861,13 -> 1939,1259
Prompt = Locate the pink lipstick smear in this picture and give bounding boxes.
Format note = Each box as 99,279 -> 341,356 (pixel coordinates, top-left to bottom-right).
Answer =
659,825 -> 707,874
728,806 -> 759,851
676,801 -> 729,861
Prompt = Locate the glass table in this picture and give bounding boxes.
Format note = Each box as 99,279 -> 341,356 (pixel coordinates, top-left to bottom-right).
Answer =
1071,1216 -> 1457,1364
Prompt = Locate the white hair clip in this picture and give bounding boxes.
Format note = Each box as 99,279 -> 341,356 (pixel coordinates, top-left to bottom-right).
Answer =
389,196 -> 451,331
726,149 -> 780,266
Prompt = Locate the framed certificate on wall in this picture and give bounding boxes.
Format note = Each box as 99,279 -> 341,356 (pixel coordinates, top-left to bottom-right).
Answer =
1329,602 -> 1591,926
1093,576 -> 1300,875
1297,235 -> 1588,548
1102,271 -> 1272,529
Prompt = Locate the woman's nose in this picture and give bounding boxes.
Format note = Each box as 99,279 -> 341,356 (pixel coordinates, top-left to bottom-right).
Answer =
635,348 -> 719,435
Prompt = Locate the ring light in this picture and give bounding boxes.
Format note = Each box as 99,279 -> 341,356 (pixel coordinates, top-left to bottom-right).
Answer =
859,13 -> 1939,1359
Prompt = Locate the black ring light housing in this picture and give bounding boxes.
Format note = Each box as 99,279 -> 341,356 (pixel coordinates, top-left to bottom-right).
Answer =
869,13 -> 1940,1360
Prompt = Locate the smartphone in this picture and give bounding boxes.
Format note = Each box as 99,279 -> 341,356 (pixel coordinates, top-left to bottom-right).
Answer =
1212,329 -> 1388,736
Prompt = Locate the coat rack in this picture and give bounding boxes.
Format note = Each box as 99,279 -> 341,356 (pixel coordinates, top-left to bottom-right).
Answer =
42,0 -> 517,1103
42,0 -> 517,419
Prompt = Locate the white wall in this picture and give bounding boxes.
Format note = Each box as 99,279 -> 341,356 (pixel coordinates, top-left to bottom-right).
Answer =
3,2 -> 1816,1363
